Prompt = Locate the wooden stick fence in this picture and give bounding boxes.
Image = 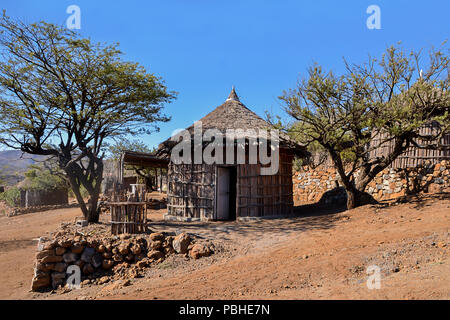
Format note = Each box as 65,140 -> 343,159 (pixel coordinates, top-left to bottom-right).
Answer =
109,202 -> 146,235
109,183 -> 147,235
307,124 -> 450,170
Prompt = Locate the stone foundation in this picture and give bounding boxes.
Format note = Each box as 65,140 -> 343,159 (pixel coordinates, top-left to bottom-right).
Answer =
294,160 -> 449,205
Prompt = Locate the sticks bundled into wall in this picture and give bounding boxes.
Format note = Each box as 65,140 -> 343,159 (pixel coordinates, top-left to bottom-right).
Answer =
167,163 -> 216,219
237,149 -> 294,217
109,202 -> 146,234
109,183 -> 147,234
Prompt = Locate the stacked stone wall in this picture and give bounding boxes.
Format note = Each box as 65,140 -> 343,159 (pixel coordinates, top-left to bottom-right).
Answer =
294,160 -> 449,205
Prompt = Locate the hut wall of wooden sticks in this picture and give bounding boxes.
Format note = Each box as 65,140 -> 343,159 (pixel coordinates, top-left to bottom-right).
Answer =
163,142 -> 300,221
110,202 -> 147,234
307,123 -> 450,170
369,122 -> 450,169
109,185 -> 147,235
156,88 -> 309,222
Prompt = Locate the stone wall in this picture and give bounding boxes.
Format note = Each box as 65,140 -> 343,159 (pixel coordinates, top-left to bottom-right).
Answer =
293,160 -> 449,205
32,230 -> 214,292
6,203 -> 79,217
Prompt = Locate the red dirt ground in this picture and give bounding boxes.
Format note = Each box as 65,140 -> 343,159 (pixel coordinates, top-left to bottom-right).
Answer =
0,194 -> 448,300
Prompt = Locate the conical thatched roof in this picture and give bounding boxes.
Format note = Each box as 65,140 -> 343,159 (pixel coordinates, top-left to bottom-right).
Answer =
155,88 -> 308,158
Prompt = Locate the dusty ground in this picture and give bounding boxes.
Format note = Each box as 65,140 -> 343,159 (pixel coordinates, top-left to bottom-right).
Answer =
0,194 -> 448,300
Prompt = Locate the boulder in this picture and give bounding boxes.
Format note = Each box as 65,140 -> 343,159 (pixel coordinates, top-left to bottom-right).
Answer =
55,247 -> 66,256
40,240 -> 57,251
428,183 -> 443,194
91,253 -> 103,268
102,259 -> 114,270
58,239 -> 73,248
163,238 -> 173,249
31,272 -> 51,291
74,259 -> 84,269
51,272 -> 66,288
147,250 -> 165,261
98,276 -> 110,285
96,244 -> 106,253
172,233 -> 190,254
40,255 -> 64,264
81,247 -> 95,263
53,262 -> 68,273
150,240 -> 163,250
136,259 -> 149,269
36,249 -> 54,260
130,245 -> 141,255
127,268 -> 139,279
63,252 -> 79,264
81,279 -> 91,287
189,244 -> 212,259
35,262 -> 52,272
82,263 -> 94,275
150,232 -> 164,241
165,236 -> 174,245
71,244 -> 85,254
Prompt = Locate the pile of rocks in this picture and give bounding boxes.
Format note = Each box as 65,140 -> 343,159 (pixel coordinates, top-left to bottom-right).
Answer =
31,230 -> 214,291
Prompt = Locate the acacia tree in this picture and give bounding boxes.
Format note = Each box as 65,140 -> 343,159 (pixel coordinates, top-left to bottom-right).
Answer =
279,44 -> 449,209
0,14 -> 176,222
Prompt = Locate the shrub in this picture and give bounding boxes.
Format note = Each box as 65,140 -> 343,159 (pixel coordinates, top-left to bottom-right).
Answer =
0,187 -> 20,207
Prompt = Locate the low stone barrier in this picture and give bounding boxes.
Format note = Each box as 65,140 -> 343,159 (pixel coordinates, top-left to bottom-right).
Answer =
294,160 -> 449,205
31,230 -> 214,291
6,203 -> 80,217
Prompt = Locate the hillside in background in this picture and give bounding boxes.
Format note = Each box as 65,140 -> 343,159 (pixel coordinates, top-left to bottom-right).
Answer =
0,150 -> 48,186
0,150 -> 117,188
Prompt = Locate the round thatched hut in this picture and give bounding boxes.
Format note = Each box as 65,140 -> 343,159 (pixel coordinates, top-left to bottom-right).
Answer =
153,88 -> 309,222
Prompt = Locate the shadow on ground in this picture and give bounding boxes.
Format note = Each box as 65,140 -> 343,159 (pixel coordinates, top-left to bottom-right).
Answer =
374,192 -> 450,210
146,201 -> 348,241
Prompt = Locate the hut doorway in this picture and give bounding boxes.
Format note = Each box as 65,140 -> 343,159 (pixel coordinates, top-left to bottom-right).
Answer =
216,166 -> 237,221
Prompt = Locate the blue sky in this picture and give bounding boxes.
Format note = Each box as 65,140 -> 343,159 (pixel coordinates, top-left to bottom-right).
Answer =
2,0 -> 449,149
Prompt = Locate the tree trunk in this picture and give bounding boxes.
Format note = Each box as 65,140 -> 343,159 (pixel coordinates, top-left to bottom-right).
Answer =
66,174 -> 88,217
85,162 -> 103,223
63,156 -> 103,223
346,188 -> 377,209
86,188 -> 100,223
326,148 -> 379,210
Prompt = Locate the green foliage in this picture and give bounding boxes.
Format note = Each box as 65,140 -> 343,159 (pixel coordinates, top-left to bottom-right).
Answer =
0,13 -> 176,221
107,138 -> 155,161
0,186 -> 20,207
68,184 -> 89,199
21,163 -> 68,191
278,43 -> 449,207
0,15 -> 176,149
292,158 -> 304,172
